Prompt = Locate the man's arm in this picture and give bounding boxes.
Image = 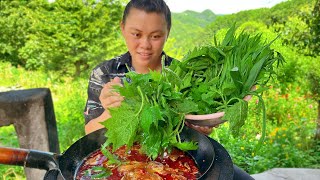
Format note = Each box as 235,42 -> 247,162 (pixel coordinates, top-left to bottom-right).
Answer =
85,110 -> 111,134
84,77 -> 123,134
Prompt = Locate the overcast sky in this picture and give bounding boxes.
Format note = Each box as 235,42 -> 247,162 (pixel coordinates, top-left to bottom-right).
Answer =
164,0 -> 287,14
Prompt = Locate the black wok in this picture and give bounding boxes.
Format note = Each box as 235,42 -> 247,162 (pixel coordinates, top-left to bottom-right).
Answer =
0,126 -> 233,180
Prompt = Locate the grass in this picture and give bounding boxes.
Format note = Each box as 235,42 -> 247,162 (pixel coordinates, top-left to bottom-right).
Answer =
0,125 -> 25,179
0,62 -> 87,179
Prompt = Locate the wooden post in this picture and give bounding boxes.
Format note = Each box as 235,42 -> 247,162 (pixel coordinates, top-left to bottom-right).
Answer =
0,88 -> 60,179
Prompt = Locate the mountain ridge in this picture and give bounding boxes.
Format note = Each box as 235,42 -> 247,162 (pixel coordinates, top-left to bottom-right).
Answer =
167,0 -> 314,55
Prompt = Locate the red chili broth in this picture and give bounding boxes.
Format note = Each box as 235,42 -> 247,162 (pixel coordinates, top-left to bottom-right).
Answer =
76,144 -> 199,180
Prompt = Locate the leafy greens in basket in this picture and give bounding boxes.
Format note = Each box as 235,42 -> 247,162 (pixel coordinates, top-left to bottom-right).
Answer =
102,25 -> 285,159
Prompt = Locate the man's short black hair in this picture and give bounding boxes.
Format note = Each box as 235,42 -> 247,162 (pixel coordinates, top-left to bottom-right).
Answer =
122,0 -> 171,31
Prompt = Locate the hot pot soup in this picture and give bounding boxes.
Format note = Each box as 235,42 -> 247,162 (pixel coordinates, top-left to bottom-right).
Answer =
76,144 -> 199,180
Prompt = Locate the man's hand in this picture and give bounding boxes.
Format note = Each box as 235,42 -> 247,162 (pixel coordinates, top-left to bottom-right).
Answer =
185,121 -> 218,135
99,77 -> 124,109
85,77 -> 124,135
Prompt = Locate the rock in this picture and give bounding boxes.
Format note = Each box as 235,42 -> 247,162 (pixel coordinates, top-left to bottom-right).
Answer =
251,168 -> 320,180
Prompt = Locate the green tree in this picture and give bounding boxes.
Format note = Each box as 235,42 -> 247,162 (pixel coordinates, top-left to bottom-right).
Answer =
0,0 -> 49,67
279,0 -> 316,56
309,0 -> 320,56
0,0 -> 126,77
26,0 -> 126,76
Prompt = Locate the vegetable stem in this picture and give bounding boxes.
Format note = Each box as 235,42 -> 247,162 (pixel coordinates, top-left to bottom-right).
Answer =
254,95 -> 266,152
136,86 -> 144,116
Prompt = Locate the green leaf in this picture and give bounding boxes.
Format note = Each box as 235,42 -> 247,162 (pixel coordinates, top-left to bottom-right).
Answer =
221,23 -> 236,46
102,102 -> 140,151
243,54 -> 269,92
150,69 -> 162,82
175,98 -> 199,114
85,166 -> 112,178
90,167 -> 112,179
173,141 -> 198,151
222,100 -> 248,136
180,71 -> 193,90
101,142 -> 121,165
201,92 -> 219,106
140,105 -> 162,133
230,66 -> 243,91
221,82 -> 237,97
141,128 -> 162,159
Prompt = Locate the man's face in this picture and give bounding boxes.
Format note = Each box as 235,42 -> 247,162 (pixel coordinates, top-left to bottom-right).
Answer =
121,8 -> 169,72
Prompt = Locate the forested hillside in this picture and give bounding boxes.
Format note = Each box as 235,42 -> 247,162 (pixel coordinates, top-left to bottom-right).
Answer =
168,0 -> 316,53
205,0 -> 311,32
165,9 -> 218,58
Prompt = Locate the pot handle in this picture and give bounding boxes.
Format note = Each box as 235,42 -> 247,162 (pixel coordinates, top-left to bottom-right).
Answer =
0,147 -> 59,170
0,147 -> 29,166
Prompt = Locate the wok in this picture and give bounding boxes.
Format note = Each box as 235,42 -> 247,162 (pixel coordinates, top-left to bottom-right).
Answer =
0,126 -> 233,180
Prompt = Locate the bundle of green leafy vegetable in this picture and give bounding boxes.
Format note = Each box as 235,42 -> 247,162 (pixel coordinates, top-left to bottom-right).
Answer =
102,68 -> 199,160
102,25 -> 284,159
168,25 -> 284,137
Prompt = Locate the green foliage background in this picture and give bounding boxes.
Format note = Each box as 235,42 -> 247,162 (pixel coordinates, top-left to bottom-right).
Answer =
0,0 -> 319,179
